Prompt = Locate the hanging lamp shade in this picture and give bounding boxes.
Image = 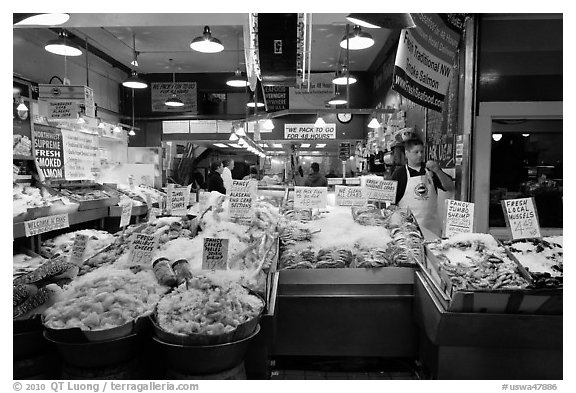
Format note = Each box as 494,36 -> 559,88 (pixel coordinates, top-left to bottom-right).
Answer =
190,26 -> 224,53
332,68 -> 357,85
262,118 -> 275,130
165,95 -> 184,107
327,92 -> 348,106
314,116 -> 326,128
16,97 -> 28,112
346,13 -> 416,30
339,25 -> 374,50
229,132 -> 239,141
15,13 -> 70,26
128,129 -> 136,136
367,117 -> 381,128
45,31 -> 82,56
226,69 -> 249,87
122,71 -> 148,89
235,126 -> 246,137
247,99 -> 265,108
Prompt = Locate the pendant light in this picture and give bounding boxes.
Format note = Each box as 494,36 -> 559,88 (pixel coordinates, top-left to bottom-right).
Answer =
314,115 -> 326,128
345,13 -> 416,29
130,34 -> 139,67
45,30 -> 82,57
367,115 -> 381,128
327,92 -> 347,106
14,13 -> 70,26
227,34 -> 249,87
247,95 -> 265,108
129,129 -> 136,136
122,33 -> 147,89
165,59 -> 184,107
229,132 -> 239,141
16,97 -> 28,112
235,124 -> 246,137
332,66 -> 357,85
190,26 -> 224,53
262,118 -> 275,130
339,25 -> 374,50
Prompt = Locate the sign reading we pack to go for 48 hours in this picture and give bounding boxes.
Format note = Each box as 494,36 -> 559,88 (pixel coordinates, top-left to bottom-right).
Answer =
501,197 -> 542,240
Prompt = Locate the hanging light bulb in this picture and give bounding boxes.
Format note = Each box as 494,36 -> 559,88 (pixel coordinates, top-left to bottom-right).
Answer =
314,115 -> 326,128
367,115 -> 381,128
229,132 -> 239,141
339,25 -> 374,50
45,30 -> 82,56
190,26 -> 224,53
113,125 -> 122,133
262,118 -> 274,130
332,66 -> 357,85
165,59 -> 184,107
492,134 -> 503,142
327,92 -> 348,106
128,129 -> 136,136
16,97 -> 28,112
131,53 -> 139,67
122,71 -> 148,89
235,126 -> 246,137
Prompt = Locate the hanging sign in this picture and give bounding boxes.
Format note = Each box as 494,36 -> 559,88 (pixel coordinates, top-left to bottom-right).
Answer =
288,72 -> 334,109
24,214 -> 69,237
335,185 -> 366,206
501,198 -> 542,240
167,187 -> 188,216
119,200 -> 133,228
443,199 -> 474,238
70,233 -> 89,264
151,82 -> 198,113
339,142 -> 351,161
228,180 -> 257,219
294,186 -> 328,209
47,100 -> 78,119
202,237 -> 229,270
264,86 -> 289,111
284,124 -> 336,140
128,233 -> 159,266
32,124 -> 65,179
60,129 -> 100,180
362,176 -> 398,203
392,14 -> 464,112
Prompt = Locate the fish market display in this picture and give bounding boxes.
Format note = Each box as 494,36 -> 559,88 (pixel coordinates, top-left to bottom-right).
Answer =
117,184 -> 166,205
13,134 -> 32,156
427,233 -> 531,291
43,268 -> 167,331
156,276 -> 264,336
13,184 -> 74,218
504,236 -> 563,288
13,257 -> 79,286
13,254 -> 46,279
39,229 -> 115,261
58,187 -> 115,201
14,283 -> 63,320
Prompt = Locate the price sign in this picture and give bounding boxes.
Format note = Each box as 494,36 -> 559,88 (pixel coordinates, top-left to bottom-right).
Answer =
119,200 -> 133,228
335,185 -> 366,206
228,180 -> 257,219
69,233 -> 89,264
443,199 -> 474,238
293,186 -> 327,209
167,187 -> 188,216
128,233 -> 159,267
24,214 -> 69,237
362,176 -> 398,203
202,237 -> 229,270
501,197 -> 541,240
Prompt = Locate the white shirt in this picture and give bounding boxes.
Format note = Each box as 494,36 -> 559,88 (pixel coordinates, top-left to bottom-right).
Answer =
222,167 -> 233,192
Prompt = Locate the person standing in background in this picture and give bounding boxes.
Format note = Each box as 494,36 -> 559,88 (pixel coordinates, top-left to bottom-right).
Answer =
222,159 -> 234,192
304,162 -> 328,187
207,161 -> 226,194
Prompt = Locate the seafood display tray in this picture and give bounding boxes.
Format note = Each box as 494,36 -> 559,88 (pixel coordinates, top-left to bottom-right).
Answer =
419,245 -> 562,314
109,204 -> 148,217
47,183 -> 120,211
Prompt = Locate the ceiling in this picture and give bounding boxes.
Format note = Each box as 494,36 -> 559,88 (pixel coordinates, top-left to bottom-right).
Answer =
13,13 -> 395,75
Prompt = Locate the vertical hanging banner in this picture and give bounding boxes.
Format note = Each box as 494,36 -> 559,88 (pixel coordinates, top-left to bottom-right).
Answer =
32,124 -> 65,179
501,198 -> 542,240
443,199 -> 474,238
151,82 -> 198,113
60,129 -> 100,180
392,14 -> 465,112
228,180 -> 257,219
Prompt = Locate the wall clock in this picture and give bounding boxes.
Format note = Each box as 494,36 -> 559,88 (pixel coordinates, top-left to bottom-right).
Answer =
337,113 -> 352,123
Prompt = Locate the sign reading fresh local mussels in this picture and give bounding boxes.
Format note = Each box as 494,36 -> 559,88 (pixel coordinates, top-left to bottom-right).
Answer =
501,197 -> 542,240
32,124 -> 65,179
392,13 -> 465,112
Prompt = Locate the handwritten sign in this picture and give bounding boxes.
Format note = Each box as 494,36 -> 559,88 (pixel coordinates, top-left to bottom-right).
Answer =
128,233 -> 159,266
119,200 -> 133,228
32,124 -> 65,179
47,100 -> 78,119
70,233 -> 89,264
284,124 -> 336,140
24,214 -> 69,237
502,198 -> 541,240
335,185 -> 366,206
443,199 -> 474,238
293,186 -> 328,209
228,180 -> 257,219
362,177 -> 398,203
167,187 -> 188,216
60,129 -> 100,180
202,237 -> 229,270
151,82 -> 197,113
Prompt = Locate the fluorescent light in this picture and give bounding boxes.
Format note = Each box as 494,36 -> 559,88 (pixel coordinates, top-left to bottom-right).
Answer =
301,143 -> 310,148
190,26 -> 224,53
273,144 -> 283,148
492,134 -> 503,142
213,143 -> 228,148
315,143 -> 326,148
340,26 -> 374,50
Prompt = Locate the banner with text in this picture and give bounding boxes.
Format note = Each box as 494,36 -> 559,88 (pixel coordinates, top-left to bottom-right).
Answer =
60,129 -> 100,181
501,197 -> 542,240
151,82 -> 197,113
264,85 -> 289,111
284,124 -> 336,140
288,73 -> 334,109
32,124 -> 65,179
24,214 -> 69,237
294,186 -> 328,209
392,14 -> 463,112
443,199 -> 474,238
335,185 -> 366,206
361,176 -> 398,203
228,180 -> 257,219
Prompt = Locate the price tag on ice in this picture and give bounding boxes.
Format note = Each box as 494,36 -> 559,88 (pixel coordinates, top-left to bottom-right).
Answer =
335,185 -> 366,206
70,233 -> 89,264
501,197 -> 541,240
228,180 -> 257,219
361,176 -> 397,204
128,233 -> 159,267
293,186 -> 327,209
119,200 -> 133,228
443,199 -> 474,238
202,237 -> 229,270
167,187 -> 188,216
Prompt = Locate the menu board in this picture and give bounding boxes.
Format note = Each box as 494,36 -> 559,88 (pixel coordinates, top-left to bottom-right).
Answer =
293,186 -> 328,209
501,197 -> 542,240
167,187 -> 188,216
362,177 -> 398,203
128,233 -> 159,266
60,129 -> 100,180
202,237 -> 229,270
69,233 -> 89,264
443,199 -> 474,238
335,185 -> 366,206
32,124 -> 65,179
24,214 -> 70,237
228,180 -> 257,219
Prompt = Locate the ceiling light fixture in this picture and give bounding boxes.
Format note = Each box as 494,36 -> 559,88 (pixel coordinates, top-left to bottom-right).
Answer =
113,125 -> 122,133
123,33 -> 147,89
131,33 -> 139,67
165,59 -> 184,107
367,115 -> 381,128
45,30 -> 82,57
262,118 -> 274,130
226,34 -> 249,87
522,133 -> 530,137
14,13 -> 70,26
339,25 -> 374,50
327,92 -> 348,106
77,115 -> 86,124
492,133 -> 502,142
345,13 -> 416,29
190,26 -> 224,53
229,132 -> 239,141
314,115 -> 326,128
332,66 -> 357,85
16,97 -> 28,112
235,125 -> 246,137
98,120 -> 106,129
128,129 -> 136,136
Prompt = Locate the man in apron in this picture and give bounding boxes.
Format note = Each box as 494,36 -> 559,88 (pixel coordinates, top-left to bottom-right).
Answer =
391,138 -> 454,236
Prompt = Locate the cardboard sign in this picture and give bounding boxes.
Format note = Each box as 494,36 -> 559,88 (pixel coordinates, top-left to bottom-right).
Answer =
335,185 -> 366,206
167,187 -> 188,216
362,177 -> 398,203
128,233 -> 159,266
70,233 -> 89,264
228,179 -> 257,219
443,199 -> 474,238
119,200 -> 133,228
284,124 -> 336,140
293,186 -> 328,209
24,214 -> 69,237
202,237 -> 229,270
32,124 -> 65,179
501,198 -> 541,240
47,99 -> 78,119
